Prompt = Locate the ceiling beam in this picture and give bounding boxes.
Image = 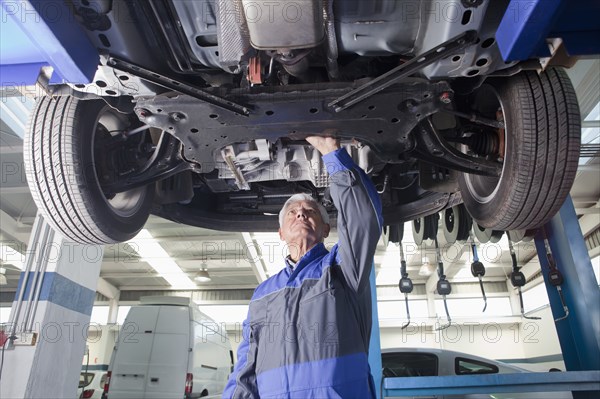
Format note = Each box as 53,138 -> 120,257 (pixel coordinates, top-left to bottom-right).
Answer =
101,270 -> 255,279
96,277 -> 119,300
242,232 -> 268,283
134,233 -> 246,243
117,284 -> 258,291
579,206 -> 600,236
0,101 -> 26,136
577,165 -> 600,173
0,209 -> 30,245
0,145 -> 24,155
576,207 -> 600,215
0,186 -> 30,195
582,120 -> 600,128
572,197 -> 600,205
101,254 -> 255,263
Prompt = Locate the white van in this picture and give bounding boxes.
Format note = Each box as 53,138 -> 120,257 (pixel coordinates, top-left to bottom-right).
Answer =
102,296 -> 233,399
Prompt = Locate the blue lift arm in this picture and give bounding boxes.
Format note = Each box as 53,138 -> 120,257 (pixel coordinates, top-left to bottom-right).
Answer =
0,0 -> 98,85
384,370 -> 600,396
496,0 -> 600,61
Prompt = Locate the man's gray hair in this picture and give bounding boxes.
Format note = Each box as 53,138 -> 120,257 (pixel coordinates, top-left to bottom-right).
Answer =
279,193 -> 329,227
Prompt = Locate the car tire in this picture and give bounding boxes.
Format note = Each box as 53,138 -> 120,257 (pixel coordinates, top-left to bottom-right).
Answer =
24,96 -> 154,244
458,68 -> 581,230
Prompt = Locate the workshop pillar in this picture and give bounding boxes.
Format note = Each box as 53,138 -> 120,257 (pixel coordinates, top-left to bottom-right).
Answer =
0,215 -> 103,399
368,263 -> 383,399
535,196 -> 600,399
106,296 -> 120,324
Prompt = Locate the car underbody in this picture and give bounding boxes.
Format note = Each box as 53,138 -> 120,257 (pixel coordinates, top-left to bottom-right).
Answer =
20,0 -> 581,243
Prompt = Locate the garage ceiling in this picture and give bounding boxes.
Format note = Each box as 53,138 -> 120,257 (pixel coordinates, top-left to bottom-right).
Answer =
1,60 -> 599,306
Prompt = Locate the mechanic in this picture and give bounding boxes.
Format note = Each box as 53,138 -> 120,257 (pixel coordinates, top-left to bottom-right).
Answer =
223,136 -> 383,398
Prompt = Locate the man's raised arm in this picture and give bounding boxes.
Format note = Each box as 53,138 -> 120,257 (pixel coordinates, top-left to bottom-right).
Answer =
306,136 -> 383,294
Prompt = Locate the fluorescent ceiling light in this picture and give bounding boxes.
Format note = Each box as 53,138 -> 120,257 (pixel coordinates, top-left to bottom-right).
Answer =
127,229 -> 196,289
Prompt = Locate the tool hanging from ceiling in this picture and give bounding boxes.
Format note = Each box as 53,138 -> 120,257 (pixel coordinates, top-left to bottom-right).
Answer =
508,233 -> 541,320
541,230 -> 570,322
469,231 -> 488,313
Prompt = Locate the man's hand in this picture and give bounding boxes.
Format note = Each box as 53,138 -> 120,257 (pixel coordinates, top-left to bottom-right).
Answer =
306,136 -> 340,155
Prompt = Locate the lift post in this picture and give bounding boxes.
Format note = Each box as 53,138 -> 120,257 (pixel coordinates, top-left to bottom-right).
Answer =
534,196 -> 600,392
368,264 -> 383,399
0,214 -> 104,399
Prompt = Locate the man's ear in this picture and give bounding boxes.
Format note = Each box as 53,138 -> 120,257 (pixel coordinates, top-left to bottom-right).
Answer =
278,228 -> 284,241
323,224 -> 330,238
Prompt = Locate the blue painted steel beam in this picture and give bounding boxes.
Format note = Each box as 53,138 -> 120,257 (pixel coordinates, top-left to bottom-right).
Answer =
497,0 -> 600,61
534,196 -> 600,372
548,0 -> 600,56
496,0 -> 564,61
384,370 -> 600,396
368,263 -> 382,399
1,0 -> 98,85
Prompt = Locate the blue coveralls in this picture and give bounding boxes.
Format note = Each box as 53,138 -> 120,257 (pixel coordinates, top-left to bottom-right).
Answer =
223,148 -> 383,398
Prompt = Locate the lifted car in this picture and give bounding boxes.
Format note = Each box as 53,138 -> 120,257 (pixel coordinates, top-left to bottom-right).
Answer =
20,0 -> 581,244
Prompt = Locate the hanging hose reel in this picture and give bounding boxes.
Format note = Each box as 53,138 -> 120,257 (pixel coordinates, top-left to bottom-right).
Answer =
413,214 -> 438,245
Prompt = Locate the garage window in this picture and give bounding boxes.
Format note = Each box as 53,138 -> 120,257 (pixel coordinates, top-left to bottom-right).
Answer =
455,357 -> 499,375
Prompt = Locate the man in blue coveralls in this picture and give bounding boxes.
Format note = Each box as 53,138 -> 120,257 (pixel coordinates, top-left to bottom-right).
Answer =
223,136 -> 383,398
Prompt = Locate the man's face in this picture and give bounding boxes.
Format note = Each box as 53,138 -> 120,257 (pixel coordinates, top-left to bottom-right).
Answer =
278,200 -> 330,246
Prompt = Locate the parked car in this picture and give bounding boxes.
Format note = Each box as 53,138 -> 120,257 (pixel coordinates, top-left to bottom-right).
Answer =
17,0 -> 581,244
381,347 -> 570,399
78,370 -> 108,399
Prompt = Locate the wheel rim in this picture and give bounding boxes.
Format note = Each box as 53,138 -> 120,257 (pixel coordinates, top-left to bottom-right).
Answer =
93,108 -> 148,218
463,85 -> 508,205
444,208 -> 455,232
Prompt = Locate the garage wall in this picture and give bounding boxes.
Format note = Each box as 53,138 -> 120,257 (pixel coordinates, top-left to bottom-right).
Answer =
381,322 -> 525,360
77,305 -> 565,371
84,325 -> 119,368
379,305 -> 564,371
516,306 -> 565,371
